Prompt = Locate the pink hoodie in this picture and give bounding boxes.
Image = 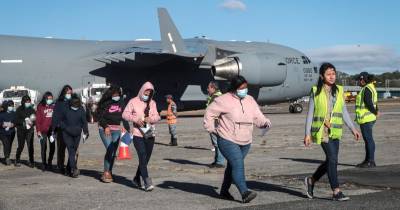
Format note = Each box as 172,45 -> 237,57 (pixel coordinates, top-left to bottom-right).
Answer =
204,92 -> 269,145
122,82 -> 161,138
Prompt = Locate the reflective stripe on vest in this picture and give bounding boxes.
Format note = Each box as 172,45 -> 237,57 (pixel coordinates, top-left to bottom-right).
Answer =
311,85 -> 345,144
355,83 -> 377,124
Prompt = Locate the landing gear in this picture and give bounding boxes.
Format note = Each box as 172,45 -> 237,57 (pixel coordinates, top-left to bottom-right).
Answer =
289,99 -> 304,114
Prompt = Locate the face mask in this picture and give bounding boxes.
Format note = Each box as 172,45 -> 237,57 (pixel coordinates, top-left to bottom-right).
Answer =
236,88 -> 248,99
71,107 -> 79,111
7,106 -> 14,112
65,94 -> 72,100
141,95 -> 149,102
46,99 -> 53,105
24,103 -> 32,108
112,96 -> 120,102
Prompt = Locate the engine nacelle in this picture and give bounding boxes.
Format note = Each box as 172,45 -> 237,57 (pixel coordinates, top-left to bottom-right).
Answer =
212,53 -> 287,86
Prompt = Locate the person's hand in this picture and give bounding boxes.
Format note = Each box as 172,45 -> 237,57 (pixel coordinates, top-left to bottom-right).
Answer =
263,119 -> 272,128
352,128 -> 361,141
377,111 -> 381,118
37,131 -> 42,139
137,119 -> 145,127
121,127 -> 126,133
104,127 -> 111,137
304,135 -> 312,147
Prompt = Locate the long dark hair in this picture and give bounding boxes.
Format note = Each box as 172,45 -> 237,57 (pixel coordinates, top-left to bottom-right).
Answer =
39,91 -> 53,105
315,62 -> 338,97
144,90 -> 154,117
228,76 -> 248,92
20,95 -> 32,109
57,85 -> 73,101
96,86 -> 122,116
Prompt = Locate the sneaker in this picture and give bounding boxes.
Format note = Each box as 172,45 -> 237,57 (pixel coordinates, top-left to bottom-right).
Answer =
220,190 -> 235,201
209,163 -> 224,168
356,161 -> 368,168
242,191 -> 257,203
5,158 -> 11,166
14,160 -> 21,167
357,161 -> 376,168
332,191 -> 350,201
144,185 -> 154,192
304,177 -> 314,199
132,177 -> 144,189
71,169 -> 79,178
41,164 -> 47,172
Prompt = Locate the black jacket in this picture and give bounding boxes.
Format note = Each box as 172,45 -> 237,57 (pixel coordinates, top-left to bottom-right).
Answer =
96,100 -> 130,130
60,106 -> 89,137
0,111 -> 16,136
52,100 -> 69,131
15,106 -> 35,130
364,88 -> 378,115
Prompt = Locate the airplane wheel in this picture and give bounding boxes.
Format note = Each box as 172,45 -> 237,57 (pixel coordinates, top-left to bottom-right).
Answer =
289,105 -> 294,113
294,104 -> 303,113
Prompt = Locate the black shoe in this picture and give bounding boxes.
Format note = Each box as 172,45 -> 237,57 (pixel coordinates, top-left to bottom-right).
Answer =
5,158 -> 11,166
242,191 -> 257,203
357,161 -> 376,168
132,177 -> 144,189
47,164 -> 53,171
220,190 -> 235,201
332,191 -> 350,201
28,162 -> 35,168
41,164 -> 47,171
304,177 -> 314,199
209,163 -> 224,168
14,160 -> 21,167
356,160 -> 368,168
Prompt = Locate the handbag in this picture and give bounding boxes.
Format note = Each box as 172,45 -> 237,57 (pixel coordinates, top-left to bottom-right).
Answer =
140,123 -> 154,139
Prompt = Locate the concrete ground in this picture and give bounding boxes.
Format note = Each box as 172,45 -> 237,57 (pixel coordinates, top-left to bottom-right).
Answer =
0,99 -> 399,210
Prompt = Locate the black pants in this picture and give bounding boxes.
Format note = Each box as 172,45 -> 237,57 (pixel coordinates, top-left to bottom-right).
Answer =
16,128 -> 34,163
133,136 -> 155,186
40,132 -> 55,165
62,132 -> 80,172
56,128 -> 67,170
0,132 -> 15,159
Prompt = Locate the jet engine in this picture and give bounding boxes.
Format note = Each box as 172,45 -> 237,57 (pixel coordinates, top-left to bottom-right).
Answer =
211,53 -> 287,86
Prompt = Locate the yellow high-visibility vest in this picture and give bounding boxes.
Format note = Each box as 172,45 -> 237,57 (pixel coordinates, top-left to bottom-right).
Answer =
355,83 -> 377,124
311,85 -> 345,144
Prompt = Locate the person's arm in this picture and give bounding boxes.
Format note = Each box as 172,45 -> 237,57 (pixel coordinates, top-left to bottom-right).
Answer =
305,93 -> 314,136
81,109 -> 89,135
203,98 -> 225,133
252,99 -> 269,128
172,103 -> 177,116
35,106 -> 43,132
51,103 -> 60,131
122,99 -> 141,124
148,101 -> 161,123
363,88 -> 378,115
342,103 -> 355,130
97,104 -> 108,129
14,108 -> 24,127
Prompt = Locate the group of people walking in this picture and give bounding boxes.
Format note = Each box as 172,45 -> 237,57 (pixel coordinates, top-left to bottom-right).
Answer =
0,62 -> 379,203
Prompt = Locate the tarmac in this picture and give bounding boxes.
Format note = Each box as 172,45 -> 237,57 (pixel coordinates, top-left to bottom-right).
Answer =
0,99 -> 399,210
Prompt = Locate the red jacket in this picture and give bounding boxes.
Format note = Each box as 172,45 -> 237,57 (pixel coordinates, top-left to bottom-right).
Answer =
36,103 -> 55,133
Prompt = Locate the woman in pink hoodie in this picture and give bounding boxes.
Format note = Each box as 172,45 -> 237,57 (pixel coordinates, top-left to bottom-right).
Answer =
123,82 -> 160,191
204,76 -> 271,203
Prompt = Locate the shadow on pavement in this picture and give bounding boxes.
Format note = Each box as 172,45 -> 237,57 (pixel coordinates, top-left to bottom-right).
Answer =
164,158 -> 209,166
247,181 -> 307,198
280,158 -> 356,167
79,169 -> 134,188
157,181 -> 219,198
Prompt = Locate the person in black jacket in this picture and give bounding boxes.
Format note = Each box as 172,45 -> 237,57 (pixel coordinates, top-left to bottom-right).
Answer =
0,100 -> 16,165
96,86 -> 130,183
15,95 -> 36,167
52,85 -> 73,174
60,94 -> 89,178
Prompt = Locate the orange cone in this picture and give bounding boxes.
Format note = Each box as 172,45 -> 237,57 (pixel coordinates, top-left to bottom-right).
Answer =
117,141 -> 131,160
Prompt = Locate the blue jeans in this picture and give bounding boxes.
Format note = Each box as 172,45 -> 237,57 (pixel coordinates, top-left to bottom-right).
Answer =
312,139 -> 340,190
217,136 -> 251,195
210,133 -> 225,165
168,124 -> 177,138
133,136 -> 155,186
99,129 -> 121,172
360,121 -> 376,162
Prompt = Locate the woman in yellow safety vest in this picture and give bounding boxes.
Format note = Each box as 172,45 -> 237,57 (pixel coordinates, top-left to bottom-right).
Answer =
355,72 -> 379,168
304,62 -> 361,201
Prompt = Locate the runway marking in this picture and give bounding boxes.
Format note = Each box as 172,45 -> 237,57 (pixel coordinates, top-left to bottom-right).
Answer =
1,59 -> 23,63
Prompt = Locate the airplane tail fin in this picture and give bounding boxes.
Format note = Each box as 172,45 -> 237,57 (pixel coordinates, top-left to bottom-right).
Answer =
158,8 -> 187,54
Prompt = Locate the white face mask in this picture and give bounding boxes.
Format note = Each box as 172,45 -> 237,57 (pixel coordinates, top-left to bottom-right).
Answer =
65,94 -> 72,100
112,96 -> 120,102
46,99 -> 53,105
141,95 -> 149,102
7,106 -> 14,112
236,88 -> 248,99
71,107 -> 79,111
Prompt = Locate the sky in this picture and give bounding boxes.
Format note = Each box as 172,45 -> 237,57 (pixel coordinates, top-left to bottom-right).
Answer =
0,0 -> 399,74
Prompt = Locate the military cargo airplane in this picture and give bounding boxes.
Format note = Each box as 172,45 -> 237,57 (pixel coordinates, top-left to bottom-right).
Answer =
0,8 -> 318,112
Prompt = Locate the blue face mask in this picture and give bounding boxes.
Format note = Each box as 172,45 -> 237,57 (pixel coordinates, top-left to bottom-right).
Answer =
24,103 -> 32,108
141,95 -> 149,102
65,94 -> 72,100
112,96 -> 120,102
46,99 -> 53,105
71,106 -> 79,111
7,106 -> 14,112
236,88 -> 248,99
